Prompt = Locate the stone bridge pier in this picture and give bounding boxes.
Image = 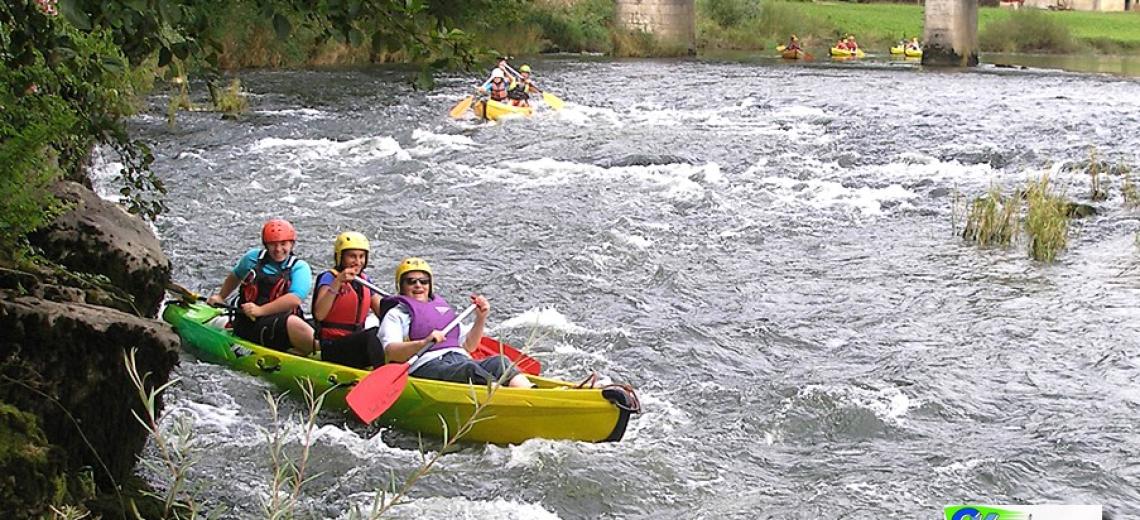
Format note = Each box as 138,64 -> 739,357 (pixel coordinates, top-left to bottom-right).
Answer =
614,0 -> 696,54
923,0 -> 979,66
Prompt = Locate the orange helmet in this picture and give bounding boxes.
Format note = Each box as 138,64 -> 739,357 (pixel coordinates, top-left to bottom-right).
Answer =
261,219 -> 296,244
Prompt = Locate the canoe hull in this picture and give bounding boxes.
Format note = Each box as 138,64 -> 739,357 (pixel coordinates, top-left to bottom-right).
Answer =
162,302 -> 634,444
781,49 -> 804,60
830,48 -> 866,58
472,99 -> 533,121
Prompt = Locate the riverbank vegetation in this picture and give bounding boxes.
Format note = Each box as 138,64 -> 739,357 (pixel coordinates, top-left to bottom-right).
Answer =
697,0 -> 1140,54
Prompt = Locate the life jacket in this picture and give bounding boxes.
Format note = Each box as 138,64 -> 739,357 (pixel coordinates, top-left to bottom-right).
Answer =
489,80 -> 508,102
396,295 -> 460,353
508,80 -> 531,100
238,250 -> 298,311
314,271 -> 372,340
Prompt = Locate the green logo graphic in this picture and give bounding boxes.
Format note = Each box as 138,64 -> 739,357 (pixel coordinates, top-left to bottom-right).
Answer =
945,505 -> 1030,520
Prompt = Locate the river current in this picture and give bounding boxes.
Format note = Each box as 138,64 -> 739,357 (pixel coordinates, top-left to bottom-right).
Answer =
104,56 -> 1140,518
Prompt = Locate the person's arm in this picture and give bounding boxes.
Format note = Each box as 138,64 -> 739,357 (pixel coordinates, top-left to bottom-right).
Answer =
379,306 -> 444,363
239,259 -> 311,319
312,270 -> 353,321
206,273 -> 240,306
461,294 -> 489,353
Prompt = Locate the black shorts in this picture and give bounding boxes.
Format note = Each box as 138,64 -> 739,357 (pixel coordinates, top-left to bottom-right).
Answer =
319,327 -> 385,369
233,311 -> 294,352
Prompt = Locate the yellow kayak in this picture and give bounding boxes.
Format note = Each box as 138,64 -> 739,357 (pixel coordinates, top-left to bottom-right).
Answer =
905,48 -> 923,58
472,99 -> 533,121
163,302 -> 638,444
830,47 -> 865,58
890,46 -> 904,55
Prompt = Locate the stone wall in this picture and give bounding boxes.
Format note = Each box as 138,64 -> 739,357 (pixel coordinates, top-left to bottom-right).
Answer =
614,0 -> 696,53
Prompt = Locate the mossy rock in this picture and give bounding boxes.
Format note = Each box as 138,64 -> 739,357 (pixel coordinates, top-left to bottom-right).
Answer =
0,403 -> 67,519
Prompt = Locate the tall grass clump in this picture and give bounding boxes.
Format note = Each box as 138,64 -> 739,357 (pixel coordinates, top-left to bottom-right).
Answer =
979,9 -> 1080,53
1024,174 -> 1070,262
962,186 -> 1019,248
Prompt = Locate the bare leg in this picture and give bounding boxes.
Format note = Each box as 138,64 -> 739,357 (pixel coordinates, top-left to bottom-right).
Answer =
508,373 -> 534,388
286,315 -> 316,355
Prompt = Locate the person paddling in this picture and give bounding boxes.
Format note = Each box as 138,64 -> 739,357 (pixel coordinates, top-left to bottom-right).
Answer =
785,34 -> 801,52
507,64 -> 537,107
476,68 -> 510,104
206,219 -> 316,355
379,257 -> 533,388
311,231 -> 386,369
907,37 -> 922,51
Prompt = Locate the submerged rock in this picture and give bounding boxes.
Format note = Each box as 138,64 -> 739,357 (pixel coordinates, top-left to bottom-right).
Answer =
29,181 -> 171,317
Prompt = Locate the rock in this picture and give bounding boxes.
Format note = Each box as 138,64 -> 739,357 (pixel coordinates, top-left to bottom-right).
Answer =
0,295 -> 180,498
0,404 -> 67,519
1065,202 -> 1098,218
28,181 -> 171,317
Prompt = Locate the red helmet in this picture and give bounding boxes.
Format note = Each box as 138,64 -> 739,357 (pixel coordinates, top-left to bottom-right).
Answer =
261,219 -> 296,244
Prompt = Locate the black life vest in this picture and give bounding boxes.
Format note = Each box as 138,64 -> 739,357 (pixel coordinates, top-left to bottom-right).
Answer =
238,250 -> 297,309
314,271 -> 372,340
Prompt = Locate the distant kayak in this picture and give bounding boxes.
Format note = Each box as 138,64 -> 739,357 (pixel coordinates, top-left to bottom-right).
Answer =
472,99 -> 533,121
906,48 -> 923,58
781,48 -> 805,60
890,46 -> 904,55
830,48 -> 865,58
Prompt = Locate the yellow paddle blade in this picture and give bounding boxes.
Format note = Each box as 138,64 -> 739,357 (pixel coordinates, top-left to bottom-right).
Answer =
449,95 -> 474,118
776,44 -> 786,52
542,91 -> 564,111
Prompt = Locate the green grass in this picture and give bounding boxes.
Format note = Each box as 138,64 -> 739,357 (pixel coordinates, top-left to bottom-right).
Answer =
699,1 -> 1140,53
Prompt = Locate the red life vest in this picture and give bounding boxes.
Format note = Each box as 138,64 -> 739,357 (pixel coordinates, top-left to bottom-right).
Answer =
490,80 -> 508,102
239,251 -> 297,309
314,271 -> 372,340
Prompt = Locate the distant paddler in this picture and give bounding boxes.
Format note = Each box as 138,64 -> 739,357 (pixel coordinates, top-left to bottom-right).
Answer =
476,68 -> 511,104
507,64 -> 538,108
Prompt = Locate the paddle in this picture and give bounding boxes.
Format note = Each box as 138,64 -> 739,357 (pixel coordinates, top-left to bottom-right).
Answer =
345,302 -> 477,423
166,282 -> 204,303
449,95 -> 474,118
348,275 -> 541,375
501,63 -> 563,111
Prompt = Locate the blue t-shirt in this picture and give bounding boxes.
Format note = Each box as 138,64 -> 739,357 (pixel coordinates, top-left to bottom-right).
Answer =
232,248 -> 312,300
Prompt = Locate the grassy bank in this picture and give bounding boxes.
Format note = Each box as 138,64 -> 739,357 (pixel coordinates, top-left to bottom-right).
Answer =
697,1 -> 1140,54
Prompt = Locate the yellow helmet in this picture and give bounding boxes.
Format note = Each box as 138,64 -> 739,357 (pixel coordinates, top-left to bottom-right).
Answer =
394,257 -> 433,292
333,231 -> 370,269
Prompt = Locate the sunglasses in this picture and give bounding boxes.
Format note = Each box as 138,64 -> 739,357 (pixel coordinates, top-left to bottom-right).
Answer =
401,277 -> 432,286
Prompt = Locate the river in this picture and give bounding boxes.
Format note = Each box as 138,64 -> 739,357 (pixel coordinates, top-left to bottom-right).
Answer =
110,55 -> 1140,518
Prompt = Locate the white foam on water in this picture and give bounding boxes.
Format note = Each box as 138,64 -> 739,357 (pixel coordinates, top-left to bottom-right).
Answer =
800,383 -> 915,426
476,158 -> 723,203
623,390 -> 688,443
375,496 -> 563,520
772,105 -> 831,120
495,307 -> 589,335
756,176 -> 918,216
87,146 -> 125,201
254,108 -> 328,119
487,438 -> 574,470
406,128 -> 474,157
609,228 -> 652,249
249,136 -> 411,164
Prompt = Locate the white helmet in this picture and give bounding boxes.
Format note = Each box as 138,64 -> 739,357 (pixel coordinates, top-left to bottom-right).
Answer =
491,68 -> 505,79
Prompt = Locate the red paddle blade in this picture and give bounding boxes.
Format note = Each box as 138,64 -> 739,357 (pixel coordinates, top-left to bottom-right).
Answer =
346,364 -> 409,423
474,336 -> 542,375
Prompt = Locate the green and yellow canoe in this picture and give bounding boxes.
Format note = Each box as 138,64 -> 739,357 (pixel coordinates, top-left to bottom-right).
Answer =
162,302 -> 638,444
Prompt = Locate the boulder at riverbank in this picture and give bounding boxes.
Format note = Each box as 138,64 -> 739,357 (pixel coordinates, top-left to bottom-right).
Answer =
0,179 -> 179,518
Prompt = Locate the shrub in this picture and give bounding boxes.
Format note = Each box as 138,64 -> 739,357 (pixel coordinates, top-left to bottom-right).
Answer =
979,9 -> 1079,53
